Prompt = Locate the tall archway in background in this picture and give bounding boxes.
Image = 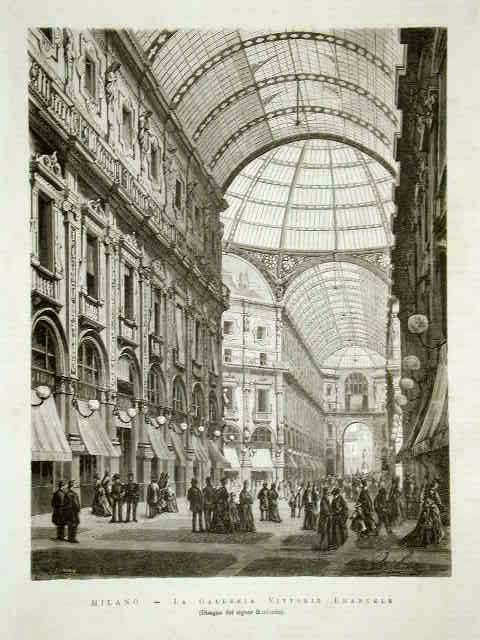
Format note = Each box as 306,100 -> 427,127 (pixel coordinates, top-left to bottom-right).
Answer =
342,422 -> 374,476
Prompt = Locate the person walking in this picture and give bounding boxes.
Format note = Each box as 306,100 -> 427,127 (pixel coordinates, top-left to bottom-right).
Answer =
317,486 -> 332,551
187,478 -> 204,533
202,476 -> 216,531
374,486 -> 392,535
331,487 -> 349,549
359,479 -> 377,535
101,470 -> 112,506
268,482 -> 282,523
388,476 -> 404,527
110,474 -> 125,523
257,481 -> 269,522
64,480 -> 81,543
124,473 -> 139,523
302,482 -> 314,530
147,476 -> 160,518
239,480 -> 256,532
51,480 -> 66,541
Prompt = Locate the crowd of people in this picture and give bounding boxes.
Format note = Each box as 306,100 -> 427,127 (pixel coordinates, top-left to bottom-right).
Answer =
285,471 -> 445,548
50,469 -> 445,549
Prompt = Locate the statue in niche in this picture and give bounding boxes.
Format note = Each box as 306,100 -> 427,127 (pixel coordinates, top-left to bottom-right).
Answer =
138,110 -> 152,178
63,29 -> 76,94
105,60 -> 121,142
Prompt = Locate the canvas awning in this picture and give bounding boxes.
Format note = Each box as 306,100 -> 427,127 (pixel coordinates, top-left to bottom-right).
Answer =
148,420 -> 174,460
207,439 -> 231,467
169,430 -> 187,465
75,404 -> 121,457
223,446 -> 241,469
31,392 -> 72,462
191,434 -> 210,465
285,451 -> 298,468
251,448 -> 273,471
412,345 -> 448,456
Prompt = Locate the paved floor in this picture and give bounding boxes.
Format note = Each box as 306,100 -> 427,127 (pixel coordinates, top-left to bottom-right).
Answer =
31,498 -> 451,579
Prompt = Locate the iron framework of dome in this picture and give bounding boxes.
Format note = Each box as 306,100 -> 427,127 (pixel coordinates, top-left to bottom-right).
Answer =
131,29 -> 403,190
222,139 -> 395,253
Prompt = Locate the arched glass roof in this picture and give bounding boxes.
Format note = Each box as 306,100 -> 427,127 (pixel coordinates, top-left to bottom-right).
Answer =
322,345 -> 386,369
284,261 -> 388,367
132,29 -> 403,189
222,139 -> 395,252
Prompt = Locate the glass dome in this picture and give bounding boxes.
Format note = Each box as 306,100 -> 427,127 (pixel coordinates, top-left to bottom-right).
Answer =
322,345 -> 386,369
222,139 -> 395,252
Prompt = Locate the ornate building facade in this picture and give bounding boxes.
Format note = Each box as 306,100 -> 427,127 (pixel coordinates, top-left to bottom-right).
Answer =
392,29 -> 448,515
29,28 -> 229,514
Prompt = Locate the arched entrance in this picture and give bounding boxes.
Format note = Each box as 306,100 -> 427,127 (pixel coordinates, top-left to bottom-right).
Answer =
342,422 -> 374,476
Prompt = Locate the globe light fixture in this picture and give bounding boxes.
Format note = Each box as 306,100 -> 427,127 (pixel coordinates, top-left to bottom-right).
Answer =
214,429 -> 221,438
408,313 -> 429,334
31,385 -> 52,406
113,404 -> 137,424
127,407 -> 138,419
72,394 -> 101,418
157,415 -> 167,425
395,393 -> 408,407
399,377 -> 415,391
403,355 -> 421,371
180,422 -> 188,431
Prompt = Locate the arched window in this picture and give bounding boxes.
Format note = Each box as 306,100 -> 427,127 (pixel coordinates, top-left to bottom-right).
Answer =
32,321 -> 57,388
345,372 -> 369,411
148,366 -> 164,411
78,341 -> 102,400
192,385 -> 204,420
172,377 -> 186,415
117,354 -> 137,410
251,426 -> 272,444
209,393 -> 218,423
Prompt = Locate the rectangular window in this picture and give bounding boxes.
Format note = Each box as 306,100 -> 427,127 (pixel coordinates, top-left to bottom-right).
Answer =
86,233 -> 98,299
124,266 -> 134,319
223,320 -> 234,335
152,289 -> 161,336
194,320 -> 201,361
84,55 -> 96,97
256,326 -> 266,341
256,388 -> 269,413
122,106 -> 133,147
151,146 -> 159,182
224,349 -> 232,363
175,179 -> 182,209
259,353 -> 267,366
37,192 -> 53,271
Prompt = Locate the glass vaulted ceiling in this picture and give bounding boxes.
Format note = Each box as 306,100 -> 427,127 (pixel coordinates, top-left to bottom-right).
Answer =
222,139 -> 394,252
284,262 -> 389,366
132,29 -> 403,190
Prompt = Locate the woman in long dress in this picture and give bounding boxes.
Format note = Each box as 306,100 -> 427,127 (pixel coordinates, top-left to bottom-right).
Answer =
268,483 -> 282,523
239,481 -> 256,532
91,484 -> 112,517
388,476 -> 404,527
330,487 -> 349,548
165,484 -> 178,513
401,488 -> 444,547
302,483 -> 315,530
317,487 -> 333,550
229,493 -> 241,531
210,478 -> 232,533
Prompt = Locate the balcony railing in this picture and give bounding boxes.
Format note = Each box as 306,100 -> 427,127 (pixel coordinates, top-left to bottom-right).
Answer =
79,292 -> 102,326
31,263 -> 60,303
118,317 -> 138,345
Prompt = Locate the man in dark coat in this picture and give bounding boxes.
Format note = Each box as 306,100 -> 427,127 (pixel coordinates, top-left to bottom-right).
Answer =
374,486 -> 392,535
331,487 -> 349,548
317,487 -> 332,551
403,473 -> 413,517
110,474 -> 125,523
101,470 -> 112,506
64,480 -> 81,543
257,482 -> 269,521
202,476 -> 216,531
124,473 -> 140,523
51,480 -> 66,541
187,478 -> 204,532
359,479 -> 377,534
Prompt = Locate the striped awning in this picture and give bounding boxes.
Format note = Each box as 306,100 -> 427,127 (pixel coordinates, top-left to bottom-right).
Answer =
223,446 -> 240,469
31,392 -> 72,462
207,439 -> 231,467
169,430 -> 187,465
251,448 -> 273,471
75,402 -> 120,457
148,421 -> 174,460
192,434 -> 210,465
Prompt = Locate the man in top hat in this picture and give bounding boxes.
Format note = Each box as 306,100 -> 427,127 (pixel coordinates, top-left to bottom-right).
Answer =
359,478 -> 377,535
257,481 -> 269,521
51,480 -> 66,541
187,478 -> 204,532
202,476 -> 216,531
110,474 -> 125,523
64,480 -> 81,543
124,472 -> 140,523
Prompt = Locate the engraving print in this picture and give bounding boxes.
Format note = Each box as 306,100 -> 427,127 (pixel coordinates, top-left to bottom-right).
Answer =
29,27 -> 449,579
